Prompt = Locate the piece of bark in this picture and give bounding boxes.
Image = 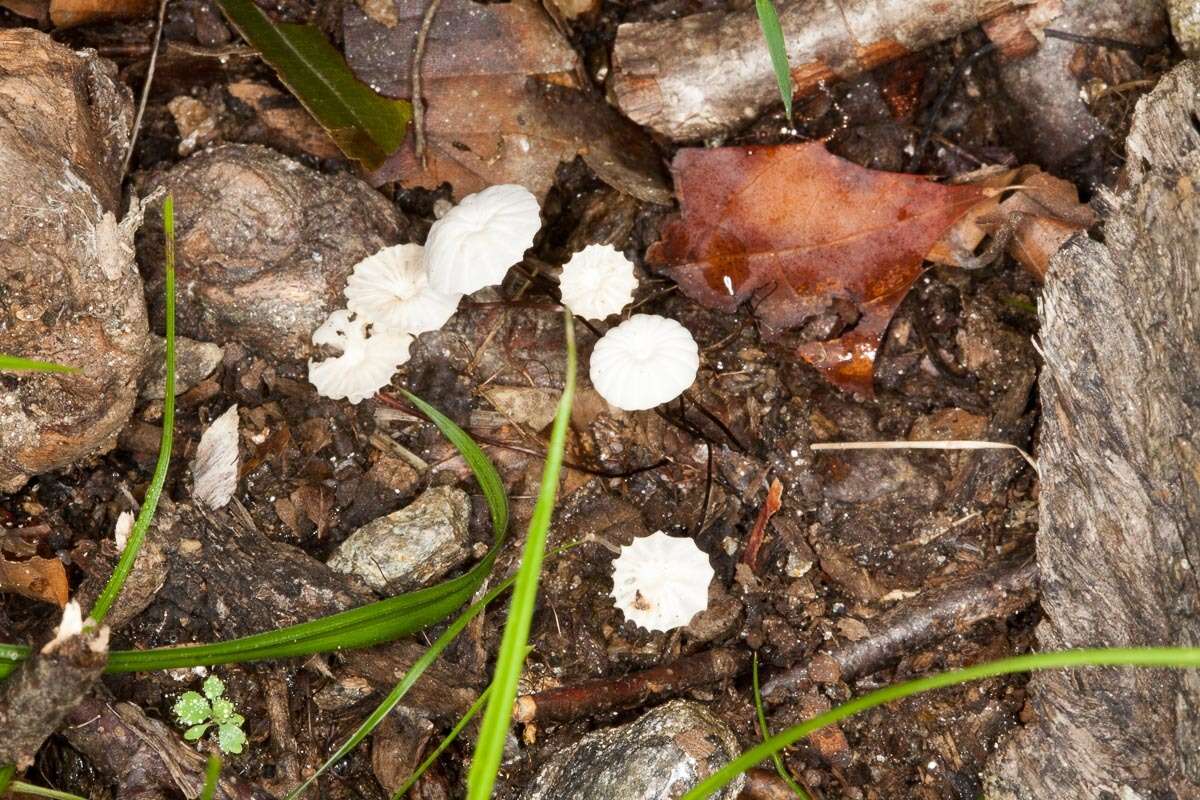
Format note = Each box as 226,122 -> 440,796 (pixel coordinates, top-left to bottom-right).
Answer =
0,630 -> 108,770
995,0 -> 1168,168
63,695 -> 273,800
0,30 -> 147,493
609,0 -> 1020,140
764,553 -> 1037,697
984,61 -> 1200,799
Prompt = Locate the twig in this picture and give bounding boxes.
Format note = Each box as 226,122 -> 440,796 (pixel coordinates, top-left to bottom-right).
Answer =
907,41 -> 996,172
1043,28 -> 1155,55
811,439 -> 1039,475
762,553 -> 1037,697
514,647 -> 749,725
120,0 -> 170,180
411,0 -> 446,167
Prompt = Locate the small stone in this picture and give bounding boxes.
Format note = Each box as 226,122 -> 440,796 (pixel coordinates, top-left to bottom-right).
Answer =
1170,0 -> 1200,57
520,700 -> 745,800
140,335 -> 224,400
327,486 -> 471,592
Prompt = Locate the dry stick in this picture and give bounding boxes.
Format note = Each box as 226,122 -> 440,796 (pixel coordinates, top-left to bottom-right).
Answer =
120,0 -> 170,180
811,439 -> 1039,476
514,647 -> 750,725
763,552 -> 1037,697
411,0 -> 446,167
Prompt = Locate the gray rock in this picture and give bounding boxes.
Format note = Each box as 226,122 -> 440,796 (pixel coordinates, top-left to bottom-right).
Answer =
136,143 -> 409,362
327,485 -> 471,592
521,700 -> 745,800
140,335 -> 223,400
1170,0 -> 1200,57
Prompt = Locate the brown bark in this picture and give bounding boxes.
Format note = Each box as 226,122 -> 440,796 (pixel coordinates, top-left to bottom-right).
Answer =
609,0 -> 1020,140
984,60 -> 1200,799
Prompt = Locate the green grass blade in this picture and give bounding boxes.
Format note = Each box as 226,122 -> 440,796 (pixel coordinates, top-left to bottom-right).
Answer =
88,194 -> 176,626
392,684 -> 491,800
754,0 -> 793,123
752,654 -> 809,799
0,355 -> 77,374
684,646 -> 1200,800
199,754 -> 221,800
285,576 -> 518,800
9,782 -> 88,800
215,0 -> 411,170
0,764 -> 13,795
467,310 -> 576,800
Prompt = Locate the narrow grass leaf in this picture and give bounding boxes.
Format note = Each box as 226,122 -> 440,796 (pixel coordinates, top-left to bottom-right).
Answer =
754,0 -> 792,123
684,646 -> 1200,800
467,310 -> 577,800
216,0 -> 411,169
0,355 -> 77,373
87,194 -> 176,626
752,654 -> 809,799
9,783 -> 88,800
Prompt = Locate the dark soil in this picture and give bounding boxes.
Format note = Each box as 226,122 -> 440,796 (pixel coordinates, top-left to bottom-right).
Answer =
0,2 -> 1173,799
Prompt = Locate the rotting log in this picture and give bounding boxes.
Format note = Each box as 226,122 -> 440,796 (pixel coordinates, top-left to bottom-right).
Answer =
609,0 -> 1023,140
984,60 -> 1200,799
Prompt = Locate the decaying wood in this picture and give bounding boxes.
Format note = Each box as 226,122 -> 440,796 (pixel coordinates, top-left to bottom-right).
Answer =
985,60 -> 1200,799
763,552 -> 1037,697
0,630 -> 108,770
63,695 -> 273,800
609,0 -> 1020,140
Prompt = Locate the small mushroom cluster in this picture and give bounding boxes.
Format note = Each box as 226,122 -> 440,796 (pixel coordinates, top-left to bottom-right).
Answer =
308,184 -> 701,412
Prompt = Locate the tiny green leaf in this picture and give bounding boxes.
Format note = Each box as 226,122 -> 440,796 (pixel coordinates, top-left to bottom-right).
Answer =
210,697 -> 235,723
203,675 -> 226,700
226,713 -> 245,727
218,723 -> 247,754
174,692 -> 211,725
754,0 -> 793,124
215,0 -> 411,170
185,723 -> 212,741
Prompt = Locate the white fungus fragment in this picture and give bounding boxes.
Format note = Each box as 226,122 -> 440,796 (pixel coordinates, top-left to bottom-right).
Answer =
113,510 -> 134,552
424,184 -> 541,295
610,531 -> 714,632
344,243 -> 461,334
308,310 -> 413,404
191,405 -> 241,510
558,244 -> 638,320
589,314 -> 700,411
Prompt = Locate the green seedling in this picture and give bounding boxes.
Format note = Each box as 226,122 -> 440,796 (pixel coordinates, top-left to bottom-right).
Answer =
174,675 -> 248,755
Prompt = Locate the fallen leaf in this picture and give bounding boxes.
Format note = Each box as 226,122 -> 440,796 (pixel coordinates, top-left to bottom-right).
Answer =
49,0 -> 154,27
192,405 -> 240,510
741,477 -> 783,573
0,554 -> 68,606
217,0 -> 412,170
647,142 -> 984,395
227,81 -> 343,161
343,0 -> 670,203
928,164 -> 1096,280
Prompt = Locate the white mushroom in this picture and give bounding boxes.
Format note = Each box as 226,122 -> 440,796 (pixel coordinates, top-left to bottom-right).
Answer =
308,310 -> 412,404
610,531 -> 714,633
424,184 -> 541,295
589,314 -> 700,411
344,243 -> 461,334
558,244 -> 638,321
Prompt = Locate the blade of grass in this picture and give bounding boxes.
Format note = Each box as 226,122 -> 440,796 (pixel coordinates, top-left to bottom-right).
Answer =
392,684 -> 491,800
0,355 -> 77,374
9,783 -> 87,800
467,310 -> 576,800
754,0 -> 793,123
0,764 -> 13,795
684,646 -> 1200,800
752,654 -> 809,799
199,754 -> 221,800
88,194 -> 176,626
215,0 -> 411,170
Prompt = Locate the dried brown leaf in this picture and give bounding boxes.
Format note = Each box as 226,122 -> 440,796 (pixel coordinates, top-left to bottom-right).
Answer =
0,554 -> 68,606
647,142 -> 984,395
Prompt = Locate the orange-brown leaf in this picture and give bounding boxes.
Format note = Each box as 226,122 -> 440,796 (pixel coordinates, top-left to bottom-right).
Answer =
0,554 -> 68,606
647,143 -> 984,395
